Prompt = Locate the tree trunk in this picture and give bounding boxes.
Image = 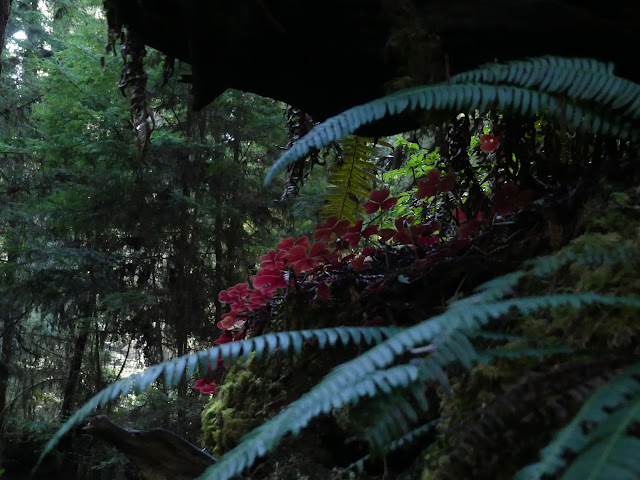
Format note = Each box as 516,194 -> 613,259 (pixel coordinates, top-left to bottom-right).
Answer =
0,311 -> 15,430
0,249 -> 20,433
0,0 -> 11,80
60,326 -> 89,417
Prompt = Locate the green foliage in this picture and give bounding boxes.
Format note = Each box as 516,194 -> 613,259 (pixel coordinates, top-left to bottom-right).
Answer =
266,56 -> 640,183
11,17 -> 638,479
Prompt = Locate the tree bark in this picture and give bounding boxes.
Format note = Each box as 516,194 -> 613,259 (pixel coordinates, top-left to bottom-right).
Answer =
0,311 -> 15,430
0,0 -> 11,80
61,326 -> 89,417
84,415 -> 224,480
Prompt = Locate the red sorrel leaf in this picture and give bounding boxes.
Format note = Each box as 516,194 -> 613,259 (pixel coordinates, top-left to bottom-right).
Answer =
343,233 -> 361,249
368,188 -> 390,203
380,196 -> 398,211
363,201 -> 380,214
347,220 -> 364,233
362,225 -> 379,237
479,134 -> 499,153
378,228 -> 395,241
361,246 -> 376,256
316,283 -> 331,298
438,173 -> 457,193
285,244 -> 308,264
277,237 -> 295,251
309,242 -> 330,258
214,332 -> 234,344
350,254 -> 370,271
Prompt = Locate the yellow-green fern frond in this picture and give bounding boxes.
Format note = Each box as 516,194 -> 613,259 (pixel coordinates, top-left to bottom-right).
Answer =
322,136 -> 378,223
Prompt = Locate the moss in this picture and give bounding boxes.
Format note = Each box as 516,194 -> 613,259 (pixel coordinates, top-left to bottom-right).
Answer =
202,354 -> 282,457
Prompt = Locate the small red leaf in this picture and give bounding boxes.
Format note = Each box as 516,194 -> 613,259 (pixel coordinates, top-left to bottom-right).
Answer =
438,173 -> 457,193
350,254 -> 370,271
380,197 -> 398,211
214,332 -> 234,344
285,244 -> 308,264
479,134 -> 499,153
362,225 -> 379,237
361,246 -> 376,256
347,220 -> 364,233
277,237 -> 294,251
363,201 -> 380,214
316,283 -> 331,298
378,228 -> 396,241
309,242 -> 330,258
368,188 -> 390,203
295,236 -> 311,249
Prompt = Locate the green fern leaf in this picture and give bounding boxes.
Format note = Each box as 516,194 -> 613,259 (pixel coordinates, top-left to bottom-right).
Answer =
265,57 -> 640,184
561,398 -> 640,479
560,435 -> 640,480
515,362 -> 640,480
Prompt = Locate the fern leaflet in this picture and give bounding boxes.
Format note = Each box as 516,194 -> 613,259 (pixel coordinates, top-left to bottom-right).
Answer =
516,361 -> 640,480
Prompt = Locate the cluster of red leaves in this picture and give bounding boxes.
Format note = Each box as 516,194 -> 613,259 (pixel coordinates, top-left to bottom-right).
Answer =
196,170 -> 535,393
453,208 -> 484,240
453,181 -> 533,239
378,217 -> 440,245
363,189 -> 398,214
210,191 -> 433,348
315,216 -> 379,249
416,169 -> 456,200
193,378 -> 219,395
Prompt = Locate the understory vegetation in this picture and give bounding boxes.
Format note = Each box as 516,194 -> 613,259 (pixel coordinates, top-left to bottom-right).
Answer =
1,2 -> 640,480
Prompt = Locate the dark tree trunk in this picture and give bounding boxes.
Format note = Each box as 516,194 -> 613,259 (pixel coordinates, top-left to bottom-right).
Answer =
0,311 -> 15,430
0,249 -> 20,434
0,0 -> 11,79
61,326 -> 89,417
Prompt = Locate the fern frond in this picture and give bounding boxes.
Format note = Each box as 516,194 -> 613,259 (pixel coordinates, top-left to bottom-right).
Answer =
322,136 -> 378,223
478,345 -> 575,362
362,331 -> 475,453
516,361 -> 640,480
195,293 -> 640,480
562,436 -> 640,480
265,57 -> 640,184
35,326 -> 396,472
526,240 -> 638,277
345,420 -> 438,475
450,56 -> 640,113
